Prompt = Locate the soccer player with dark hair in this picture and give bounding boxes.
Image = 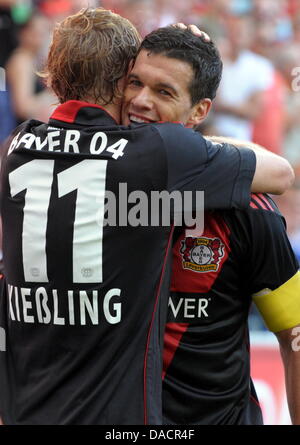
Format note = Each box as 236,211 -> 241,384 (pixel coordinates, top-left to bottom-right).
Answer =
0,10 -> 295,425
123,25 -> 291,194
121,24 -> 300,425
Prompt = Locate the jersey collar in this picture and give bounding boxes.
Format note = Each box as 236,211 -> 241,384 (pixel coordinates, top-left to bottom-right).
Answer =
49,100 -> 118,127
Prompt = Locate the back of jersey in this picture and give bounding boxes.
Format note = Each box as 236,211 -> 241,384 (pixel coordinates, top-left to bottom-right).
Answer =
0,102 -> 256,425
0,107 -> 171,425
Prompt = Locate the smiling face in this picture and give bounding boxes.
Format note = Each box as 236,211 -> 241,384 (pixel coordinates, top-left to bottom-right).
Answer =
122,49 -> 211,127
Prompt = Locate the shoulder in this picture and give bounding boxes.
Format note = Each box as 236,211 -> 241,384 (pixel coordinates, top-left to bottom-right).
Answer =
230,193 -> 287,236
152,123 -> 210,158
152,122 -> 205,142
225,194 -> 284,235
249,193 -> 281,215
124,122 -> 186,144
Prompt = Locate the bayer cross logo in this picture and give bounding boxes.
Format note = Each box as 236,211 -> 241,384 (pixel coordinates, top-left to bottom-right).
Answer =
180,236 -> 225,272
191,244 -> 212,265
81,268 -> 93,278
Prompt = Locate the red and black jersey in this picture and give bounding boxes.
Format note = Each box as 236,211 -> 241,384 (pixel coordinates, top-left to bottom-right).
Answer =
0,101 -> 255,425
163,194 -> 299,425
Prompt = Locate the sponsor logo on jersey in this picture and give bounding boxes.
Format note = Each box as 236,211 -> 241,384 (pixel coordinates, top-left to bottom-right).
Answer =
180,236 -> 225,272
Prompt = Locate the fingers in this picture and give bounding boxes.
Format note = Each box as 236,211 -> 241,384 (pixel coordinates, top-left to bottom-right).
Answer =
188,24 -> 210,41
172,23 -> 211,41
174,22 -> 187,30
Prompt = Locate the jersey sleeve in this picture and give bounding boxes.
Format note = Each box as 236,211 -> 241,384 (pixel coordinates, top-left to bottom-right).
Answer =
154,123 -> 256,211
244,195 -> 300,332
242,195 -> 299,294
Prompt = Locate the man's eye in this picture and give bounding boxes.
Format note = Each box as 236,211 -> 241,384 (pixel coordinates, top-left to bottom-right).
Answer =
129,79 -> 142,87
159,89 -> 171,97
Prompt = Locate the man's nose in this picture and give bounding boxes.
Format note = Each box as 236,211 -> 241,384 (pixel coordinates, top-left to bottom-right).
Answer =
131,88 -> 153,110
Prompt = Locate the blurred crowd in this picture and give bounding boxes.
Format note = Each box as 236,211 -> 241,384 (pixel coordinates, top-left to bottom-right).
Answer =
1,0 -> 300,261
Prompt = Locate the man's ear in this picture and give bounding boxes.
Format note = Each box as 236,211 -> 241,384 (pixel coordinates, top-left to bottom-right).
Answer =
186,99 -> 212,128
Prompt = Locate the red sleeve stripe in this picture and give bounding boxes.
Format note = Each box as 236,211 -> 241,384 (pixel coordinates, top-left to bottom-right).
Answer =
250,195 -> 266,210
256,194 -> 274,211
250,194 -> 274,212
252,194 -> 269,211
250,200 -> 260,210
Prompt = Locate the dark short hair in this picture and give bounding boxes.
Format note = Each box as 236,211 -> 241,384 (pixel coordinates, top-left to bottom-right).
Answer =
140,26 -> 223,105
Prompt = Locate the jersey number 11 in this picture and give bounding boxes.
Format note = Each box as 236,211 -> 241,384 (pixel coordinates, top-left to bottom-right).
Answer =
9,159 -> 108,284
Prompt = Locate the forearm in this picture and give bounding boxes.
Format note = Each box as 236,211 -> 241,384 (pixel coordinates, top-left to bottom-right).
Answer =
279,346 -> 300,424
276,325 -> 300,425
206,136 -> 264,151
205,136 -> 295,195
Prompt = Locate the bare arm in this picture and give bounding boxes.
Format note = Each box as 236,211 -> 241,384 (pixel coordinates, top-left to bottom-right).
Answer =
276,325 -> 300,425
205,136 -> 295,195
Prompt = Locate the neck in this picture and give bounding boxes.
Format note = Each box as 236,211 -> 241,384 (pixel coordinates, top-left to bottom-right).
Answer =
101,103 -> 121,124
81,96 -> 121,124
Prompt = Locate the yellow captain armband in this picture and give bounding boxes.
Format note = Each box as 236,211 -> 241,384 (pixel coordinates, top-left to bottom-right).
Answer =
253,271 -> 300,333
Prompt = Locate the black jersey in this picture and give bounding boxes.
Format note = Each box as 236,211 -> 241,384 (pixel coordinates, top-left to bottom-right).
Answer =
0,100 -> 255,425
163,194 -> 299,425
